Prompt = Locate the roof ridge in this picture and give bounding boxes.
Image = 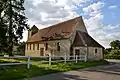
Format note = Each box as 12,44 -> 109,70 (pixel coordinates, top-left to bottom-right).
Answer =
78,30 -> 104,48
38,16 -> 82,31
27,16 -> 84,42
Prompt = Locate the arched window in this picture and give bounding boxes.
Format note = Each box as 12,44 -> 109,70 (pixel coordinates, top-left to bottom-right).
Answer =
57,42 -> 60,51
37,44 -> 39,50
95,49 -> 97,53
45,43 -> 48,50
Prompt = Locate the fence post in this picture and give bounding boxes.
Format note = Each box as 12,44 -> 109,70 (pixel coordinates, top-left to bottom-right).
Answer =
27,56 -> 30,70
84,54 -> 87,62
64,55 -> 66,64
75,55 -> 78,63
49,56 -> 51,66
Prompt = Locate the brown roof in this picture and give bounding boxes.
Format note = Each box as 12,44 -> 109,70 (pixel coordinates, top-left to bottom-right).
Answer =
72,31 -> 85,46
27,16 -> 84,42
72,30 -> 104,48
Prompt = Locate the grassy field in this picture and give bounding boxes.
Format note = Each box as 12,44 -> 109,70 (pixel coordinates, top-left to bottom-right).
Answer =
0,58 -> 108,80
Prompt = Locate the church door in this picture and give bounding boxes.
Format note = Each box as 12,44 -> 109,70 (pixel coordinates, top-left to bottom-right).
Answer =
40,48 -> 44,56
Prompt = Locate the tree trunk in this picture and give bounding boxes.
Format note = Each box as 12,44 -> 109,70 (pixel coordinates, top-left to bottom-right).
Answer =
8,0 -> 13,56
8,43 -> 13,56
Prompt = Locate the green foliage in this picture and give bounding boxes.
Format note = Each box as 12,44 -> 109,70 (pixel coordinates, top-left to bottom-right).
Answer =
110,40 -> 120,49
1,0 -> 28,55
104,49 -> 120,59
0,59 -> 108,80
104,40 -> 120,59
0,0 -> 8,53
16,42 -> 25,55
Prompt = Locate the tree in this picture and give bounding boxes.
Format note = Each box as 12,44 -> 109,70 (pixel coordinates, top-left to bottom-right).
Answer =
17,42 -> 25,55
2,0 -> 28,56
0,0 -> 8,52
110,40 -> 120,49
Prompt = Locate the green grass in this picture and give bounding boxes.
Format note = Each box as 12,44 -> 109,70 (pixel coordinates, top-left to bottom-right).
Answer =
0,59 -> 108,80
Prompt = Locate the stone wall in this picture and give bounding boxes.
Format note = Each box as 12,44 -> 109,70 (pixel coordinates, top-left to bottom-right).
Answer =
88,47 -> 103,60
72,47 -> 103,60
73,47 -> 87,55
25,39 -> 71,57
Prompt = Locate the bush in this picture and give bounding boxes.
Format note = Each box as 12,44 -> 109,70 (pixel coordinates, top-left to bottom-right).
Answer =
104,49 -> 120,59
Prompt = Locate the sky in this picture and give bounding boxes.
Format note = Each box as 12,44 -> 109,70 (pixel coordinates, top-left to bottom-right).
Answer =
23,0 -> 120,48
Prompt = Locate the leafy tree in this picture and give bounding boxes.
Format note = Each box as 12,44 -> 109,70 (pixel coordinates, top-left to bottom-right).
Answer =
0,0 -> 8,52
2,0 -> 28,56
17,42 -> 25,55
105,40 -> 120,59
110,40 -> 120,49
105,49 -> 120,59
110,50 -> 120,56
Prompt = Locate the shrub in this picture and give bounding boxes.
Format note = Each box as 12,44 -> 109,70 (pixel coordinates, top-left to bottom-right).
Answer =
104,49 -> 120,59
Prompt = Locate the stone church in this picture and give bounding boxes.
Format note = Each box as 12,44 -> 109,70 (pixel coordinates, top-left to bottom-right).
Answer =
25,16 -> 104,60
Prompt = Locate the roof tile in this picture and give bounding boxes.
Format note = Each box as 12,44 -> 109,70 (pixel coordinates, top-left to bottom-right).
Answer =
27,16 -> 83,42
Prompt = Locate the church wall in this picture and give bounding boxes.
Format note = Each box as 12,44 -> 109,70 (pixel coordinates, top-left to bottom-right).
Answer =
88,47 -> 103,60
25,39 -> 71,57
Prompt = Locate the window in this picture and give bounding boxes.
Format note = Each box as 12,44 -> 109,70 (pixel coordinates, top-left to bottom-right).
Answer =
45,43 -> 48,50
37,44 -> 39,50
57,42 -> 60,51
33,44 -> 35,50
95,49 -> 97,53
30,44 -> 31,50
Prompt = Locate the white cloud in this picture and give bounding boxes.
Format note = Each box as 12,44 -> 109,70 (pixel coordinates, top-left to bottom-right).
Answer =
23,0 -> 90,41
108,5 -> 117,9
83,1 -> 120,48
103,25 -> 120,30
83,2 -> 104,13
24,0 -> 90,26
83,2 -> 104,30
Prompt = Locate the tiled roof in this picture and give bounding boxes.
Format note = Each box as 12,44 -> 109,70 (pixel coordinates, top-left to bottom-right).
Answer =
72,30 -> 104,48
72,31 -> 85,46
27,16 -> 84,42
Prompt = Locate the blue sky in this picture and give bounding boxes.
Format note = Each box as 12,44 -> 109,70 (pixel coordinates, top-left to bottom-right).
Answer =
24,0 -> 120,48
102,0 -> 120,25
76,0 -> 120,25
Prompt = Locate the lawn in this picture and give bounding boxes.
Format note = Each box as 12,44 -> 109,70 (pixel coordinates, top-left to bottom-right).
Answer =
0,58 -> 109,80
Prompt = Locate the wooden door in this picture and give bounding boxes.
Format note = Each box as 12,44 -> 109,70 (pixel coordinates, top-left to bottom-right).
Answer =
75,49 -> 80,56
40,48 -> 44,56
75,49 -> 80,59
